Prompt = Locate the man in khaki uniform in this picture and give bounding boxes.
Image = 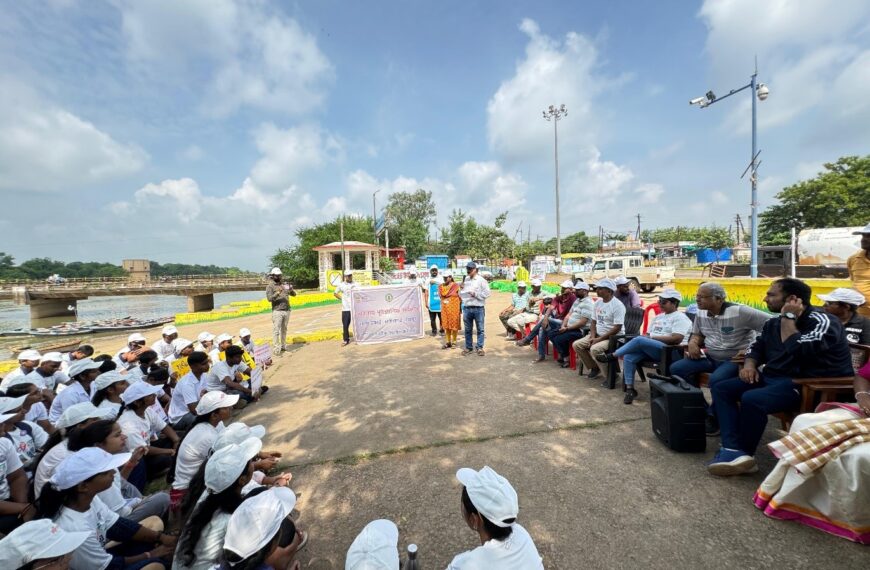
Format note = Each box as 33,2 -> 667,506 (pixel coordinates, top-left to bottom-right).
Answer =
266,267 -> 296,356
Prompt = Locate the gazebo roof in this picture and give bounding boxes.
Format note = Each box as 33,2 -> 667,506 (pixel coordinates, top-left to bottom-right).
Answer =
312,241 -> 379,252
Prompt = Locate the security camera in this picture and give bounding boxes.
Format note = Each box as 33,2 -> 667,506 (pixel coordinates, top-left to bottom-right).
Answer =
756,83 -> 769,101
689,96 -> 706,106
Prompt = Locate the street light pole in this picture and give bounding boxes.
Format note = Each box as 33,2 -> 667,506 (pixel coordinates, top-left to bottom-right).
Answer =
689,65 -> 768,278
543,104 -> 567,266
372,189 -> 381,246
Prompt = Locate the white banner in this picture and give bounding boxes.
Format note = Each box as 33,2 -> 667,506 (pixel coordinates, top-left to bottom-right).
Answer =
350,284 -> 425,344
530,260 -> 548,281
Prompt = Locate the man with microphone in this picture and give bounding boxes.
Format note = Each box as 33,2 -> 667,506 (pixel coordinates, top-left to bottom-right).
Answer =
266,267 -> 296,357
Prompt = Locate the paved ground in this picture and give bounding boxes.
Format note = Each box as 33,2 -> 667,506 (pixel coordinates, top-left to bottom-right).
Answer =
216,292 -> 866,569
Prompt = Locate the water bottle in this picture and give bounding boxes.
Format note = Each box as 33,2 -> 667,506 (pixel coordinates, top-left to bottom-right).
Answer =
401,544 -> 420,570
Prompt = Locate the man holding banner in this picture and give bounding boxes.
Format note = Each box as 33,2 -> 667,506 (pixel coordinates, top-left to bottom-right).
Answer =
460,261 -> 491,355
427,265 -> 444,337
335,270 -> 358,346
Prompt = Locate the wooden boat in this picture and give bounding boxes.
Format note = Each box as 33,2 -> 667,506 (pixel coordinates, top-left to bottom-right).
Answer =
11,337 -> 85,353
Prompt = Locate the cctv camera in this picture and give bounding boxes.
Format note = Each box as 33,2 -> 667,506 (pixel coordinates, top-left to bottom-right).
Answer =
756,83 -> 769,101
689,97 -> 706,106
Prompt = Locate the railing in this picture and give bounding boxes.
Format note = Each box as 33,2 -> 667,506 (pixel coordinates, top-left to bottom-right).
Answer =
0,274 -> 266,294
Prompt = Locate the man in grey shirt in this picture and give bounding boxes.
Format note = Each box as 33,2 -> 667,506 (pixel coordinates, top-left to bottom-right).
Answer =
265,267 -> 296,357
670,282 -> 771,435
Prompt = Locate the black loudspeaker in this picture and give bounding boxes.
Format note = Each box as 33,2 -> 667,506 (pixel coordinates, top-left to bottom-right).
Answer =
649,374 -> 707,452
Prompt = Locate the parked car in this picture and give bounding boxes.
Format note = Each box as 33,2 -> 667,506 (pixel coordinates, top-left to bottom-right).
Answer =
573,255 -> 674,292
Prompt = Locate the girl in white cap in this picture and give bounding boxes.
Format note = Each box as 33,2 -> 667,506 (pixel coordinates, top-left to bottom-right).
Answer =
37,447 -> 178,569
219,487 -> 303,570
0,395 -> 49,475
92,370 -> 131,421
67,419 -> 169,522
345,519 -> 400,570
173,438 -> 263,570
4,377 -> 56,434
118,382 -> 180,489
48,358 -> 102,425
449,466 -> 544,569
0,518 -> 90,569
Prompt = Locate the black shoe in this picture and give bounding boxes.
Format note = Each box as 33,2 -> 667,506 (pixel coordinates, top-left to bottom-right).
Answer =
594,352 -> 616,364
587,368 -> 601,379
260,386 -> 270,395
705,416 -> 720,437
623,388 -> 638,404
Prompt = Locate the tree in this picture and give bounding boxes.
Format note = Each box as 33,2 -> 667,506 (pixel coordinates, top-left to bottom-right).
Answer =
759,155 -> 870,245
696,226 -> 735,262
270,215 -> 373,287
640,226 -> 709,243
385,189 -> 437,259
559,231 -> 595,253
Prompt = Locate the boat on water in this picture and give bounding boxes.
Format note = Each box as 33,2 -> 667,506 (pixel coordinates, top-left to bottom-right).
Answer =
11,337 -> 86,354
1,315 -> 174,339
31,327 -> 94,337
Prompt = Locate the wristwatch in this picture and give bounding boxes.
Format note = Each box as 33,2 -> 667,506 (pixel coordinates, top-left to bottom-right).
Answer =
782,312 -> 797,320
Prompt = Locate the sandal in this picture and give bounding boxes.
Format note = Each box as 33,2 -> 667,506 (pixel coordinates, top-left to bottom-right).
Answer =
295,530 -> 309,552
442,343 -> 450,349
477,349 -> 485,356
461,348 -> 474,355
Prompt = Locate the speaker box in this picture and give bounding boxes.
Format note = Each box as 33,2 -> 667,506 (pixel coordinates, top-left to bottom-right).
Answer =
649,375 -> 707,453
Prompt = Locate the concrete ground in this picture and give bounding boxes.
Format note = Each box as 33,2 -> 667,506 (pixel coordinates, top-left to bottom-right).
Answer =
216,291 -> 866,569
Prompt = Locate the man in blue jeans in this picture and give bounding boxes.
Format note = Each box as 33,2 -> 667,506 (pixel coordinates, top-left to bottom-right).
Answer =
460,262 -> 491,355
707,278 -> 854,476
609,288 -> 692,404
531,280 -> 578,363
670,282 -> 771,435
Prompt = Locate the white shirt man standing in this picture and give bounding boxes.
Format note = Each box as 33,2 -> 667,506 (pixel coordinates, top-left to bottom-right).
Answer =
334,270 -> 358,346
460,262 -> 491,356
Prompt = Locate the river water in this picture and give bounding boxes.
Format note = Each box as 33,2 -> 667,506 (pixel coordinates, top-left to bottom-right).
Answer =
0,290 -> 266,358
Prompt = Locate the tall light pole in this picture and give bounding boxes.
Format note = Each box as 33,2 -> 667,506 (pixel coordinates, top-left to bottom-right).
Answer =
543,104 -> 567,266
372,189 -> 381,246
690,63 -> 769,278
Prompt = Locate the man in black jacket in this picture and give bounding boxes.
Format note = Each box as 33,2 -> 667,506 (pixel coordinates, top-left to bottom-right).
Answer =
707,278 -> 853,476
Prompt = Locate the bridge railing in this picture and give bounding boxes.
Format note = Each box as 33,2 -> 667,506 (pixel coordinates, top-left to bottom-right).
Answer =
0,274 -> 265,292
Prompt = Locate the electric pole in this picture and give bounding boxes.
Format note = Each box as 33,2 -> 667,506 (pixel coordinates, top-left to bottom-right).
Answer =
543,104 -> 567,265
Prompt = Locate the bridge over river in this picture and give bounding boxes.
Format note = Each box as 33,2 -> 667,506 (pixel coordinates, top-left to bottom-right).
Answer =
0,275 -> 267,325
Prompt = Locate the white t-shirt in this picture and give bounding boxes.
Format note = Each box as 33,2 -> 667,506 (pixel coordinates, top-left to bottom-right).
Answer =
26,402 -> 49,424
648,311 -> 693,343
336,281 -> 358,311
22,369 -> 69,391
99,470 -> 140,517
0,367 -> 28,391
118,408 -> 166,451
149,399 -> 170,432
55,496 -> 120,570
169,373 -> 201,423
0,438 -> 23,500
5,421 -> 49,471
151,339 -> 175,361
172,422 -> 223,490
205,361 -> 247,393
49,381 -> 90,425
171,511 -> 231,570
34,440 -> 71,498
593,297 -> 627,332
447,524 -> 544,570
208,348 -> 221,366
96,400 -> 122,420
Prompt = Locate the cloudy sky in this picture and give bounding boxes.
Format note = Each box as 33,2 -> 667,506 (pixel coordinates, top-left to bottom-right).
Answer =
2,0 -> 869,270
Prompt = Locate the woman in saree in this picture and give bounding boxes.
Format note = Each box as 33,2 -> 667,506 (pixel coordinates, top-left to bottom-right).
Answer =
439,273 -> 462,349
754,359 -> 870,543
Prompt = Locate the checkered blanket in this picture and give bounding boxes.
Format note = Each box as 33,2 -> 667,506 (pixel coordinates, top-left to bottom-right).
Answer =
768,417 -> 870,476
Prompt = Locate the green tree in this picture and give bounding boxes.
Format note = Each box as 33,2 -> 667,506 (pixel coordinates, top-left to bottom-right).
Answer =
385,189 -> 437,259
640,226 -> 709,243
759,155 -> 870,245
149,262 -> 246,277
270,215 -> 373,287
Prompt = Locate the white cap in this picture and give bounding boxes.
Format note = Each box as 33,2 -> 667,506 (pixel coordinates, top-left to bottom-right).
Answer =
408,267 -> 418,275
127,332 -> 146,343
429,264 -> 439,271
224,487 -> 298,562
162,325 -> 178,336
215,333 -> 233,345
205,437 -> 263,493
595,278 -> 617,291
213,422 -> 267,452
456,466 -> 519,528
659,288 -> 683,301
120,381 -> 164,405
517,281 -> 527,288
852,223 -> 870,235
17,349 -> 41,361
67,358 -> 102,378
818,287 -> 866,306
530,278 -> 542,287
195,391 -> 240,415
56,402 -> 106,429
0,412 -> 15,424
614,276 -> 630,285
0,395 -> 27,414
270,267 -> 283,275
239,328 -> 252,338
574,281 -> 590,291
344,269 -> 354,276
559,279 -> 575,289
49,448 -> 131,490
198,331 -> 215,343
41,351 -> 64,363
5,375 -> 39,389
345,519 -> 400,570
173,338 -> 193,352
0,519 -> 90,568
93,370 -> 127,392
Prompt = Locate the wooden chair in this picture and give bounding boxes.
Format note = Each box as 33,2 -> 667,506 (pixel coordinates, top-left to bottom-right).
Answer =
789,343 -> 870,420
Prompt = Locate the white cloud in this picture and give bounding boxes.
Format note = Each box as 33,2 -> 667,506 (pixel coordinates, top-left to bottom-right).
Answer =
117,0 -> 334,116
250,123 -> 343,190
179,144 -> 205,161
634,183 -> 665,205
0,79 -> 147,193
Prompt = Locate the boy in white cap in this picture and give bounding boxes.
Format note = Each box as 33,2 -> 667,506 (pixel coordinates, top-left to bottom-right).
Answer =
345,519 -> 400,570
266,267 -> 296,357
0,518 -> 90,568
848,223 -> 870,317
118,382 -> 179,483
572,278 -> 626,380
449,466 -> 543,569
48,358 -> 103,425
334,269 -> 358,346
209,333 -> 234,365
499,281 -> 530,338
196,331 -> 215,353
818,287 -> 870,344
239,327 -> 255,354
0,349 -> 41,391
151,325 -> 179,362
607,288 -> 692,403
22,351 -> 68,398
113,333 -> 148,370
221,486 -> 304,570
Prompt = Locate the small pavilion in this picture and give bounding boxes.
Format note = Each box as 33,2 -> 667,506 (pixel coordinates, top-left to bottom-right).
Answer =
312,241 -> 380,291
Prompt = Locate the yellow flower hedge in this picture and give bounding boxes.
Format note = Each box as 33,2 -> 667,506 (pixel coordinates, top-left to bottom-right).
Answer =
674,277 -> 852,311
174,293 -> 339,326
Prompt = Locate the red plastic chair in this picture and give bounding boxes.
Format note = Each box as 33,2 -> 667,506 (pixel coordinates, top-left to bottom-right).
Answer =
641,302 -> 663,334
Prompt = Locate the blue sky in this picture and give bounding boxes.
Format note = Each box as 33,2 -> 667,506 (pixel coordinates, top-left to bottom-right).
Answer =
1,0 -> 868,270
